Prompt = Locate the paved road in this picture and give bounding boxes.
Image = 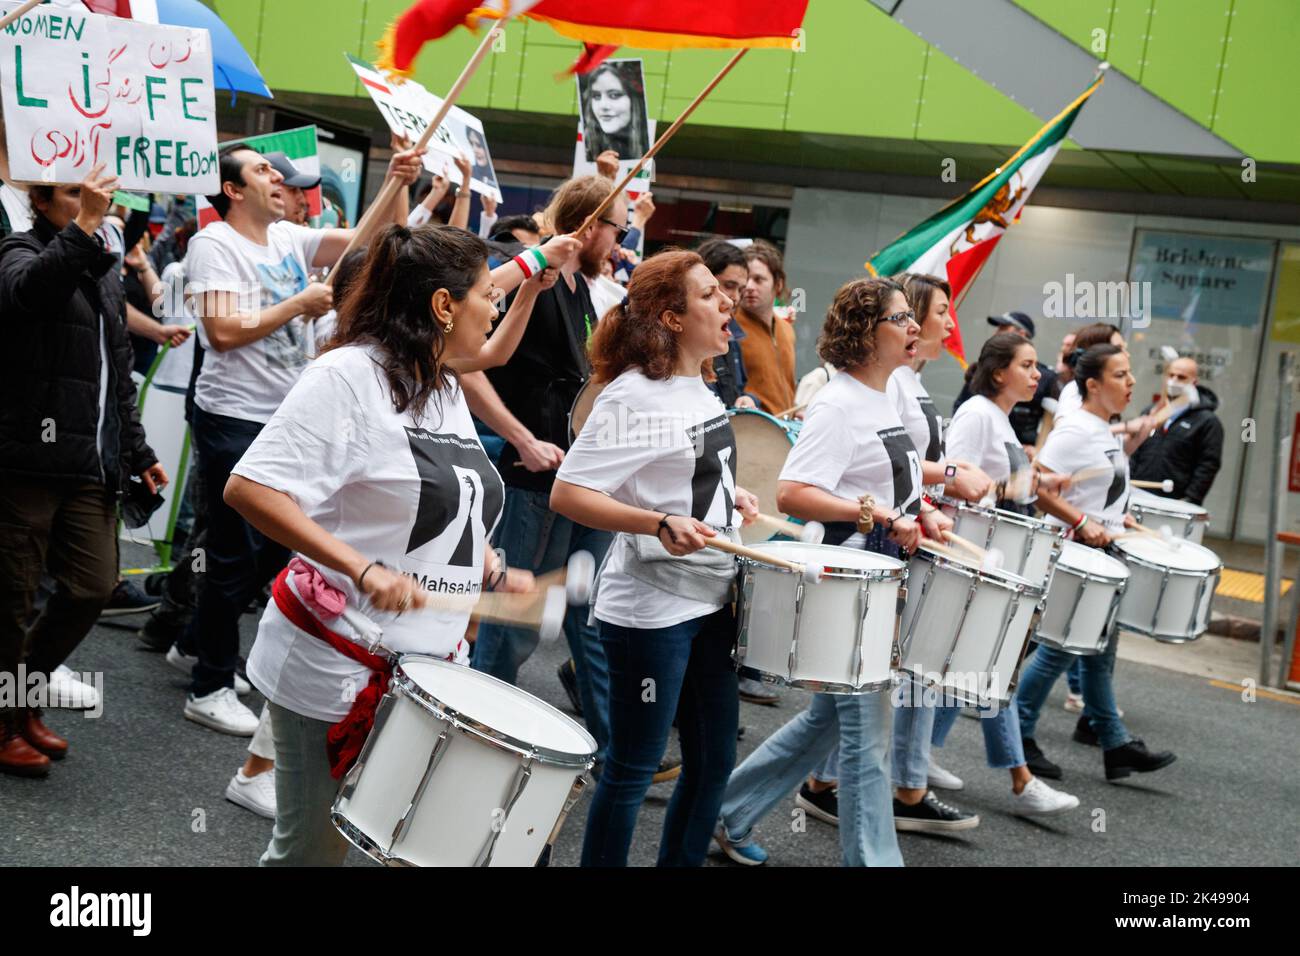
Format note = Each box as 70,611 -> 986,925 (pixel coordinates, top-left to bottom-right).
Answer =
3,546 -> 1297,867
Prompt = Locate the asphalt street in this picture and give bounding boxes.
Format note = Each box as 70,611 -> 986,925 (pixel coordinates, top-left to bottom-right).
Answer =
3,545 -> 1297,868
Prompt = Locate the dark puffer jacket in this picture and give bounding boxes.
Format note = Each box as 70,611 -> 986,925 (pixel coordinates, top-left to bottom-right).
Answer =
1129,386 -> 1223,506
0,215 -> 156,492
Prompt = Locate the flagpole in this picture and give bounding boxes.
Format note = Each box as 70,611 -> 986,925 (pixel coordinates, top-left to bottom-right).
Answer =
0,0 -> 44,32
326,21 -> 506,283
571,48 -> 749,239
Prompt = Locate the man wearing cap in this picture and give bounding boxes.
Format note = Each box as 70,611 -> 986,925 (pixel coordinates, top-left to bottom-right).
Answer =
954,311 -> 1060,454
264,152 -> 320,227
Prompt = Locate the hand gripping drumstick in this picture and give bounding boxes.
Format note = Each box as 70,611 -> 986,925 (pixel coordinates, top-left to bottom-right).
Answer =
703,537 -> 825,584
750,513 -> 825,544
929,535 -> 1005,572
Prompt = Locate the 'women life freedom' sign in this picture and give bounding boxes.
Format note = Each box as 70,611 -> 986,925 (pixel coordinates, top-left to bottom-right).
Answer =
0,0 -> 218,193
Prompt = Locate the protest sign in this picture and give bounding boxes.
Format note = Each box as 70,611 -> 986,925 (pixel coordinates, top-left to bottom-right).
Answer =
0,0 -> 218,193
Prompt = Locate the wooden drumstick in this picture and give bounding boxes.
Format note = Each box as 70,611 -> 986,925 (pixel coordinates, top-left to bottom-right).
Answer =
918,540 -> 975,563
1131,478 -> 1175,492
703,537 -> 825,583
942,530 -> 988,561
751,513 -> 825,543
774,402 -> 808,420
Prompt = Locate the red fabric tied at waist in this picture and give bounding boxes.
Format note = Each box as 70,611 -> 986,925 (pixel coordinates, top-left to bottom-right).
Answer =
272,567 -> 391,780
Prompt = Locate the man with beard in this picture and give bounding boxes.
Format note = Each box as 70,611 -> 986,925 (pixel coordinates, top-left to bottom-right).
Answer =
461,175 -> 680,783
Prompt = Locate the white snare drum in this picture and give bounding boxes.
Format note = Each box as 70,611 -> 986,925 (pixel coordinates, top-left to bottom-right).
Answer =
938,497 -> 1064,587
1033,542 -> 1129,656
568,379 -> 606,444
898,550 -> 1045,705
1127,488 -> 1209,544
1110,536 -> 1221,643
730,409 -> 803,544
332,655 -> 596,867
735,541 -> 906,694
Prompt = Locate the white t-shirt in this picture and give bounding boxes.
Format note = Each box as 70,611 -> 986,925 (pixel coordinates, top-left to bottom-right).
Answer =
556,369 -> 738,629
946,394 -> 1030,484
185,220 -> 324,423
1054,380 -> 1082,421
1037,408 -> 1130,532
780,371 -> 922,517
236,345 -> 504,721
585,273 -> 626,323
888,365 -> 943,463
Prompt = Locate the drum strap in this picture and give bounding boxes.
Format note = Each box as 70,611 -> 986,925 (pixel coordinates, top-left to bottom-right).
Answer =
272,568 -> 394,780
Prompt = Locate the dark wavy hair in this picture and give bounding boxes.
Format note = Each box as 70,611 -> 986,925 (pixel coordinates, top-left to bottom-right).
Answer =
589,249 -> 705,383
1075,343 -> 1124,401
968,332 -> 1035,399
817,277 -> 905,371
1061,322 -> 1123,382
324,224 -> 488,420
580,61 -> 649,162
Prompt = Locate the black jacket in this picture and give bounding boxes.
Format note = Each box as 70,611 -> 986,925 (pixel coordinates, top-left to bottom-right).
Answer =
0,216 -> 156,490
1128,386 -> 1223,506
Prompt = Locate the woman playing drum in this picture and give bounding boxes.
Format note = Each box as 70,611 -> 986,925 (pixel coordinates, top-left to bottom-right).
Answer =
926,333 -> 1079,816
714,276 -> 947,867
550,250 -> 760,867
1015,344 -> 1178,781
224,226 -> 540,865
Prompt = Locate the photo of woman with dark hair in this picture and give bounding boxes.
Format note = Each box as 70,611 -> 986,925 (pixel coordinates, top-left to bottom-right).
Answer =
464,125 -> 498,188
578,60 -> 651,162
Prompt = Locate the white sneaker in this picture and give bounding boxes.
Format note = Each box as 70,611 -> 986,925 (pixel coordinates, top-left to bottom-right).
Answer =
1011,777 -> 1080,817
1063,692 -> 1083,713
185,687 -> 258,736
47,665 -> 100,710
167,645 -> 251,695
927,756 -> 964,791
225,768 -> 276,819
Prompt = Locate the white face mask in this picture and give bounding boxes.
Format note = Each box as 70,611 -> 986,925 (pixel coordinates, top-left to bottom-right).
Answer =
1166,378 -> 1188,397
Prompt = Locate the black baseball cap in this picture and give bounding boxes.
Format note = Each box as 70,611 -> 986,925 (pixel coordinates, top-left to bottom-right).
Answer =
988,311 -> 1035,338
265,152 -> 320,189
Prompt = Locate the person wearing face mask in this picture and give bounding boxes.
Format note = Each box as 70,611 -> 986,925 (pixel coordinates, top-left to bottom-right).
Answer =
1017,344 -> 1177,783
551,250 -> 760,866
1128,356 -> 1222,506
714,277 -> 944,868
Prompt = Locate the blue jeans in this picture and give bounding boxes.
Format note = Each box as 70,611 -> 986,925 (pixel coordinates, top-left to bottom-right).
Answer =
580,607 -> 738,867
932,700 -> 1026,769
1016,633 -> 1130,751
890,679 -> 938,789
720,690 -> 902,867
472,488 -> 611,759
260,702 -> 349,866
1066,658 -> 1082,695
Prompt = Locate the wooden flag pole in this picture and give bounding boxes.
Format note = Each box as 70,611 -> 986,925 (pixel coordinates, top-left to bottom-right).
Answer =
326,21 -> 505,284
571,48 -> 749,239
0,0 -> 43,32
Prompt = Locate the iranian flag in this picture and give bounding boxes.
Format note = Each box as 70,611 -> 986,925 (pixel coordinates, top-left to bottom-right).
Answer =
196,126 -> 321,229
866,74 -> 1105,366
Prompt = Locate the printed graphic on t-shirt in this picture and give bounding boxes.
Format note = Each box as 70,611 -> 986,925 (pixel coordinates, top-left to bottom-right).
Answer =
918,396 -> 942,462
686,415 -> 737,527
1103,448 -> 1127,510
405,428 -> 504,565
879,426 -> 923,515
1004,441 -> 1030,479
257,255 -> 312,370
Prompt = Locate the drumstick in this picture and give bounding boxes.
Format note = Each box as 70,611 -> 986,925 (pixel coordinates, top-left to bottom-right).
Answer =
917,540 -> 975,564
942,530 -> 988,560
774,402 -> 808,420
1132,479 -> 1175,492
750,513 -> 825,543
703,537 -> 824,583
1069,464 -> 1118,484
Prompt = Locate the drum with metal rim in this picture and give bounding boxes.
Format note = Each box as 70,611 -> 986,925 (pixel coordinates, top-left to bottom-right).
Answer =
1109,535 -> 1221,643
568,379 -> 606,444
1127,488 -> 1209,544
735,541 -> 906,694
730,409 -> 803,544
1033,541 -> 1129,656
937,496 -> 1064,588
332,655 -> 596,867
898,550 -> 1045,706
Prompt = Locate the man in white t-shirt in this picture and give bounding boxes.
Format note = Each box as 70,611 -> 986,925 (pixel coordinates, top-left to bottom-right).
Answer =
177,142 -> 421,735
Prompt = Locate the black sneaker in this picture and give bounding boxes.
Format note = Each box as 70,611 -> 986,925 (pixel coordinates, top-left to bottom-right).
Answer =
652,756 -> 682,784
893,791 -> 980,832
556,659 -> 583,717
1104,738 -> 1176,781
1072,715 -> 1100,747
138,614 -> 183,652
1022,737 -> 1063,780
794,782 -> 838,826
100,579 -> 160,617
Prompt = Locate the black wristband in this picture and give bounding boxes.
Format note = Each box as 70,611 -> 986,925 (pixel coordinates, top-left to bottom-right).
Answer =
486,548 -> 508,592
656,513 -> 677,543
357,560 -> 387,590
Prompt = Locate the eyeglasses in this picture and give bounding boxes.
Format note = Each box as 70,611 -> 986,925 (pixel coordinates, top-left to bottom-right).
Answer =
599,217 -> 630,243
879,309 -> 916,327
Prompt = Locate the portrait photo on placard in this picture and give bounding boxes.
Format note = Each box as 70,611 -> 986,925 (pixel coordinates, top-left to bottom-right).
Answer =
443,111 -> 501,199
576,59 -> 650,163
